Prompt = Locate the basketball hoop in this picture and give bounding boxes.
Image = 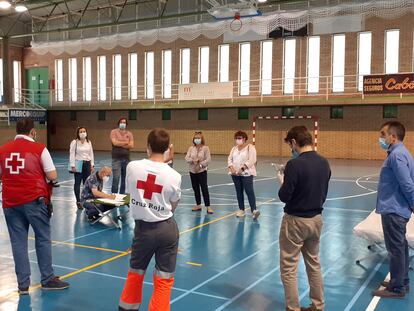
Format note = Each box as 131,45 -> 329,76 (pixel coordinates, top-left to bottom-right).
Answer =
230,12 -> 243,32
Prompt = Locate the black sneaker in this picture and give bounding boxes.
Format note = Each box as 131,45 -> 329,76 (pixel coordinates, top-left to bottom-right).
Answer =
42,277 -> 69,291
76,202 -> 83,210
381,281 -> 410,293
18,287 -> 29,295
87,214 -> 100,222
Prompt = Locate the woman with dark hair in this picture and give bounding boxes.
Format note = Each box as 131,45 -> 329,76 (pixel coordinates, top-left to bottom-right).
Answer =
228,130 -> 260,219
69,127 -> 94,209
185,131 -> 213,214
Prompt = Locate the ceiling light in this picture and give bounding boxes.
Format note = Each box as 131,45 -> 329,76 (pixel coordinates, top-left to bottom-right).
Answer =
0,1 -> 11,9
258,0 -> 267,3
15,4 -> 28,12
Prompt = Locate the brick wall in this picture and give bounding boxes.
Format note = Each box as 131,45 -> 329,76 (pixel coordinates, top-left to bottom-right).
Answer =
19,12 -> 414,160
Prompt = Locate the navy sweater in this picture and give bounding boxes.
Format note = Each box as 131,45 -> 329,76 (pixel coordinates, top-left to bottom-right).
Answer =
278,151 -> 331,218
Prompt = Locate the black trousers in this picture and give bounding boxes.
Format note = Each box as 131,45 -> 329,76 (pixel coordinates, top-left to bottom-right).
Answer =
74,161 -> 92,203
189,171 -> 210,206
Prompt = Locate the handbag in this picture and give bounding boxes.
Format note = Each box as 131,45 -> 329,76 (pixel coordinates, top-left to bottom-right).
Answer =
68,141 -> 83,173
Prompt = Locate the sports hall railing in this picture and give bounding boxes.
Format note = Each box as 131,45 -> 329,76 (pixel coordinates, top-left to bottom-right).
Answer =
14,74 -> 413,108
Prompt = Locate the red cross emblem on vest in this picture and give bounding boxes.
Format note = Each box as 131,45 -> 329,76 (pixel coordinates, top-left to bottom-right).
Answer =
137,174 -> 163,200
5,153 -> 25,175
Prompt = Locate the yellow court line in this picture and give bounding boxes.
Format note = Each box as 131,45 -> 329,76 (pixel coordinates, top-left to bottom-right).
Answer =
49,240 -> 126,254
186,262 -> 203,267
179,212 -> 237,235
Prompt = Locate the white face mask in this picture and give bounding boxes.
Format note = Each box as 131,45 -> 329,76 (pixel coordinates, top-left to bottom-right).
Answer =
79,132 -> 87,140
194,138 -> 202,145
119,123 -> 126,130
102,176 -> 110,183
235,139 -> 244,146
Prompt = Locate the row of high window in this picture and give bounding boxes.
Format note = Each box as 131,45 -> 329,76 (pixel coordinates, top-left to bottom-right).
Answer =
0,29 -> 402,103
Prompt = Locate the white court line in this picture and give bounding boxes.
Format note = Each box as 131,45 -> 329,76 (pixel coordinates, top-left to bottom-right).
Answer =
365,273 -> 390,311
0,255 -> 229,301
214,229 -> 333,310
344,259 -> 386,311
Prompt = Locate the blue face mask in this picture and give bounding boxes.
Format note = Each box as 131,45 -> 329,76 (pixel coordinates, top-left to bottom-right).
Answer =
379,138 -> 390,150
194,138 -> 202,145
291,148 -> 300,159
119,123 -> 126,130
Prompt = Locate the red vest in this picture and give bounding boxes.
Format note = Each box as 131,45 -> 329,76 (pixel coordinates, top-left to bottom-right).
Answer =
0,138 -> 49,208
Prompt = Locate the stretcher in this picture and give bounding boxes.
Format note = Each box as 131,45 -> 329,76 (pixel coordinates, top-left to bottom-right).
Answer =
353,210 -> 414,265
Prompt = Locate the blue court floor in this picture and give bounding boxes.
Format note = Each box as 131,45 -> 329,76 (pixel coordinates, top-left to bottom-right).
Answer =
0,151 -> 413,311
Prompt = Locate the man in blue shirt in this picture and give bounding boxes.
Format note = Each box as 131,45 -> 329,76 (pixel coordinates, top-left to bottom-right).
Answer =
373,121 -> 414,298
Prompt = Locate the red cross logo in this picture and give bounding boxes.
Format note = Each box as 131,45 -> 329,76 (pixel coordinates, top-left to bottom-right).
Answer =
137,174 -> 163,200
5,153 -> 25,175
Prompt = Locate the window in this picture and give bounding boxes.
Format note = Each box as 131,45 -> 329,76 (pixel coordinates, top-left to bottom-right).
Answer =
128,110 -> 137,120
238,108 -> 249,120
0,58 -> 3,101
97,56 -> 106,101
128,53 -> 138,100
55,59 -> 63,102
330,106 -> 343,119
284,39 -> 296,94
113,54 -> 122,100
261,41 -> 273,95
385,30 -> 400,74
358,32 -> 372,91
239,43 -> 251,96
198,108 -> 208,120
162,109 -> 171,120
83,57 -> 92,101
145,51 -> 154,99
98,110 -> 106,121
70,111 -> 77,121
218,45 -> 229,82
13,61 -> 22,103
307,36 -> 320,93
383,105 -> 398,118
282,107 -> 295,117
199,47 -> 209,83
69,58 -> 77,102
332,34 -> 345,92
180,48 -> 190,84
162,50 -> 172,99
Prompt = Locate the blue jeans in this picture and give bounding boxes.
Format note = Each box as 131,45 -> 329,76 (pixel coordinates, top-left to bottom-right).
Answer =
231,175 -> 257,212
111,157 -> 129,194
73,161 -> 92,202
3,199 -> 55,289
381,213 -> 410,293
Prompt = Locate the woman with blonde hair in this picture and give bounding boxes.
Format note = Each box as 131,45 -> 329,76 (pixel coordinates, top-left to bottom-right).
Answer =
185,131 -> 213,214
228,130 -> 259,220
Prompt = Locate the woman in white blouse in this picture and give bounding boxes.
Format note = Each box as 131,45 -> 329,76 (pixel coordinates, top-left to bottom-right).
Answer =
185,131 -> 213,214
69,127 -> 94,209
228,130 -> 260,220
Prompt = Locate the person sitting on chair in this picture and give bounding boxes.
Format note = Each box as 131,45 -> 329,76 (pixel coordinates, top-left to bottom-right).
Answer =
81,166 -> 116,221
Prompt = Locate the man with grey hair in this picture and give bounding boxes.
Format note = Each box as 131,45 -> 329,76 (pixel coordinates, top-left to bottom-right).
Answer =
81,166 -> 116,221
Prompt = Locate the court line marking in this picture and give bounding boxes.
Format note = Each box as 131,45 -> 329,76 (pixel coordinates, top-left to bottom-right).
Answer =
343,258 -> 386,311
186,262 -> 203,267
213,228 -> 334,310
0,255 -> 229,302
365,273 -> 390,311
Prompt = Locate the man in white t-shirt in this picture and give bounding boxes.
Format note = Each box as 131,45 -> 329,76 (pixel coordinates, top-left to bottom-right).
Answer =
119,128 -> 181,311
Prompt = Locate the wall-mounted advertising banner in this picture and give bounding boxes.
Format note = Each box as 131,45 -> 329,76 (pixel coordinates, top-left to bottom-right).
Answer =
363,73 -> 414,94
178,82 -> 233,100
9,109 -> 47,123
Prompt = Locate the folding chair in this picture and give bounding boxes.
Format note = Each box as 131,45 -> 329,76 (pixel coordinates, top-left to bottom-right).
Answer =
86,199 -> 129,229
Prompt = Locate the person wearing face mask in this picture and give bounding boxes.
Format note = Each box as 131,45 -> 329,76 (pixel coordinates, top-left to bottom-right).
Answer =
110,117 -> 134,194
372,121 -> 414,299
228,130 -> 260,219
0,118 -> 70,294
81,166 -> 116,222
69,127 -> 94,209
276,126 -> 331,311
185,131 -> 213,214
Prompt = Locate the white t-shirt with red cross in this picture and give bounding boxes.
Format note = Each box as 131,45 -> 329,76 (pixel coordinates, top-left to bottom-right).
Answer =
126,159 -> 181,222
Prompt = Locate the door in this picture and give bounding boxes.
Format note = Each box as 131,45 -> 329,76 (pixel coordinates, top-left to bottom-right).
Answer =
26,67 -> 49,107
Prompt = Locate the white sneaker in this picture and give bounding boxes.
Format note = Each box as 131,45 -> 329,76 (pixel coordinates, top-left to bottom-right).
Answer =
252,210 -> 260,220
236,210 -> 246,218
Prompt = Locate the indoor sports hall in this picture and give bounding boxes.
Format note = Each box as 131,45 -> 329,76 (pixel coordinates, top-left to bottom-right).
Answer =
1,1 -> 414,311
